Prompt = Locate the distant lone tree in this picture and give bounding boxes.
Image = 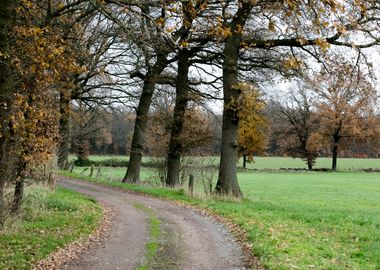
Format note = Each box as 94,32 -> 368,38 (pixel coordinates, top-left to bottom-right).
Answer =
277,86 -> 322,170
311,61 -> 377,171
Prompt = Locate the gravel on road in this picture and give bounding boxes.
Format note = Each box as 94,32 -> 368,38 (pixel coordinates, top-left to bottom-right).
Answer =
57,176 -> 248,270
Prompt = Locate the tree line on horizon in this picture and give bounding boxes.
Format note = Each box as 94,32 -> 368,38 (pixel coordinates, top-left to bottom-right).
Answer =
70,83 -> 380,172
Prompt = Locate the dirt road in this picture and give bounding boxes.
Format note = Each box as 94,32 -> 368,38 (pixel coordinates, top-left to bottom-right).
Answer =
57,177 -> 248,270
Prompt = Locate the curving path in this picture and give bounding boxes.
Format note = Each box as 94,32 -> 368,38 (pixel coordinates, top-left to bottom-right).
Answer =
57,176 -> 248,270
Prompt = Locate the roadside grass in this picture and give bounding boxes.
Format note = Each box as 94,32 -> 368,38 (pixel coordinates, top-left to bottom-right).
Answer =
72,166 -> 156,182
0,185 -> 103,270
61,169 -> 380,270
70,155 -> 380,170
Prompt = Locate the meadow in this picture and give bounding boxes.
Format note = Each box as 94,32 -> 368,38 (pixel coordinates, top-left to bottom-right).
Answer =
72,155 -> 380,171
65,155 -> 380,269
238,172 -> 380,269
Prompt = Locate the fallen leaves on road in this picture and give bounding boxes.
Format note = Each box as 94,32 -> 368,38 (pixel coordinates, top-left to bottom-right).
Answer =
33,204 -> 113,270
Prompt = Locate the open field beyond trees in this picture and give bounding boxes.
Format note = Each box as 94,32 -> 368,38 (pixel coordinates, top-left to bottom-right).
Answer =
71,155 -> 380,171
62,155 -> 380,270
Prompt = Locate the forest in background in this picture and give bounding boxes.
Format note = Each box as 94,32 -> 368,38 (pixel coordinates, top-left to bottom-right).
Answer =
72,98 -> 380,160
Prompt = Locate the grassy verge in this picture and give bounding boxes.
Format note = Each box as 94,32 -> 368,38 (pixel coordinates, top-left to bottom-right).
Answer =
0,185 -> 103,270
60,170 -> 380,270
134,203 -> 161,270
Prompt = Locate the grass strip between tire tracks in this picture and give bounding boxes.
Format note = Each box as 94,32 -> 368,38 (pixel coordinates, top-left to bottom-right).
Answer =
133,203 -> 161,270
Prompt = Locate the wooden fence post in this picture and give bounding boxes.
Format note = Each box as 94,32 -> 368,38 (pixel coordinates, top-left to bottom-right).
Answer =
89,165 -> 94,177
47,173 -> 56,190
96,166 -> 102,177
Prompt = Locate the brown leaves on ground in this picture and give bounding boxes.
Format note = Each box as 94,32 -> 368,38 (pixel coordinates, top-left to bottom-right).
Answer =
33,204 -> 113,270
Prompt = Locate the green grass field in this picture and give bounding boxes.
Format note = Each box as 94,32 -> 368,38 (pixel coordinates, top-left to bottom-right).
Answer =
72,166 -> 155,182
0,185 -> 103,269
63,156 -> 380,270
238,172 -> 380,269
71,155 -> 380,170
246,157 -> 380,170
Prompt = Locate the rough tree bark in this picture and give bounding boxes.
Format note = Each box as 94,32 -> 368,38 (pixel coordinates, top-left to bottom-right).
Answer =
58,92 -> 71,169
123,54 -> 168,183
214,3 -> 252,198
166,49 -> 189,187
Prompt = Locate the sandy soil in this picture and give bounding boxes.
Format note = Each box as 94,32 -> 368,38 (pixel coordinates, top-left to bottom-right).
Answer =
57,176 -> 248,270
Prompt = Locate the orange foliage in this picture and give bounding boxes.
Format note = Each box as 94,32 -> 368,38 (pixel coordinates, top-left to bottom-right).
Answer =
236,83 -> 267,162
311,60 -> 377,144
9,0 -> 82,167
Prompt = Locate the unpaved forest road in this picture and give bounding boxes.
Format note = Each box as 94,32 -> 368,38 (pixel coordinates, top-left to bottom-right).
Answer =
57,177 -> 248,270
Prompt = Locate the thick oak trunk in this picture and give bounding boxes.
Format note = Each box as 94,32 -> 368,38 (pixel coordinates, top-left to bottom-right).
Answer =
166,49 -> 189,187
214,47 -> 241,196
215,81 -> 242,197
214,4 -> 252,198
123,54 -> 167,183
123,80 -> 155,183
58,92 -> 70,169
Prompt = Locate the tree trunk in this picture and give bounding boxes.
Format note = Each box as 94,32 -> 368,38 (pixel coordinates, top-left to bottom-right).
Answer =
77,136 -> 90,162
166,49 -> 189,187
0,0 -> 18,222
215,86 -> 242,197
123,80 -> 155,183
242,155 -> 247,170
123,54 -> 167,183
58,92 -> 70,169
11,92 -> 35,214
332,134 -> 339,171
307,159 -> 313,171
0,176 -> 5,226
214,4 -> 252,198
11,160 -> 26,214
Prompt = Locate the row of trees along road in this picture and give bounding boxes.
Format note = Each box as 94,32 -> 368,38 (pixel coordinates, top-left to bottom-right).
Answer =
1,0 -> 380,224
